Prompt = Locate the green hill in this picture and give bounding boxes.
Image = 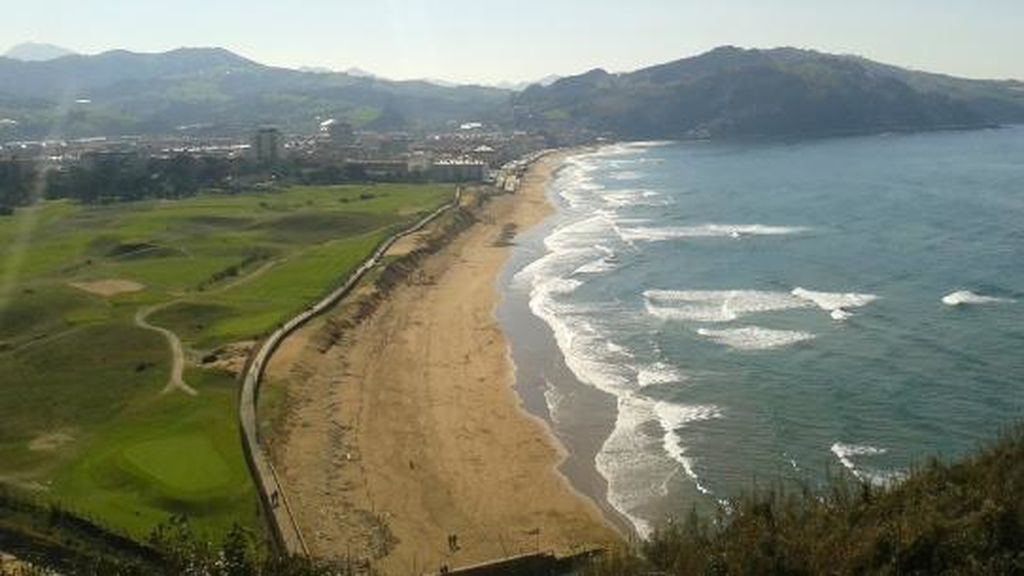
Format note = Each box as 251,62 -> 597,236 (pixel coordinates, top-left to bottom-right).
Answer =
0,47 -> 510,138
3,46 -> 1024,141
513,46 -> 1024,140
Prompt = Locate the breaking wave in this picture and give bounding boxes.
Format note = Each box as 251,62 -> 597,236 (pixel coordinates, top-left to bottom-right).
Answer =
791,287 -> 879,320
645,289 -> 812,323
654,402 -> 723,495
522,147 -> 725,537
697,326 -> 817,350
942,290 -> 1015,306
638,362 -> 687,388
619,223 -> 808,243
831,443 -> 904,486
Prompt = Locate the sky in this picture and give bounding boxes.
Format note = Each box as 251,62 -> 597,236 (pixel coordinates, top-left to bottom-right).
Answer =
3,0 -> 1023,84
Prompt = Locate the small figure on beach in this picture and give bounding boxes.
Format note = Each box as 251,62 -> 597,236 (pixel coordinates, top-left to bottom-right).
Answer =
271,490 -> 280,508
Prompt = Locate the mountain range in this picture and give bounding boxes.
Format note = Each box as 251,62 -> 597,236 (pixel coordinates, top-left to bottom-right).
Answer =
0,47 -> 508,139
1,45 -> 1023,141
514,46 -> 1024,139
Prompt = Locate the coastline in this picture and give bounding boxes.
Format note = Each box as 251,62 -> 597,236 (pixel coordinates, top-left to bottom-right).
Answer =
496,153 -> 640,539
266,153 -> 620,573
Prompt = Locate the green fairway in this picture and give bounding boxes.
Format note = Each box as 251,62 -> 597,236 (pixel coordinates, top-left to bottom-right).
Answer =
122,435 -> 233,496
0,183 -> 453,539
50,368 -> 260,538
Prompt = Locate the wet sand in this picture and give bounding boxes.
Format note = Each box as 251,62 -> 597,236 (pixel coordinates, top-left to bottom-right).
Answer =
268,154 -> 620,574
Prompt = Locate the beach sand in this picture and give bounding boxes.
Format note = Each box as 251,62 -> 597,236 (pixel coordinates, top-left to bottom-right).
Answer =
268,154 -> 619,573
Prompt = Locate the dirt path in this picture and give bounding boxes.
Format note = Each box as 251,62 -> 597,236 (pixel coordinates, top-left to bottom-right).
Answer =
134,304 -> 197,396
130,257 -> 284,396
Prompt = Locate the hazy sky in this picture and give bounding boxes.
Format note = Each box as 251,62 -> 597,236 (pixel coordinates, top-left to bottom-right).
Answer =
4,0 -> 1023,84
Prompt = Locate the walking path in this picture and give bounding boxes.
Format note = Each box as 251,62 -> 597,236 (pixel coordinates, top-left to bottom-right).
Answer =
134,304 -> 198,396
239,188 -> 462,556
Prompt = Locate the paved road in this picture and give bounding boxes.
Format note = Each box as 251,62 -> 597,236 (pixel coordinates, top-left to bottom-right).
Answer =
239,189 -> 463,556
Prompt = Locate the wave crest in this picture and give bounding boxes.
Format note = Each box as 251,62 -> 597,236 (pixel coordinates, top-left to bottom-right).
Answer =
620,223 -> 808,242
697,326 -> 816,350
645,289 -> 812,323
942,290 -> 1015,306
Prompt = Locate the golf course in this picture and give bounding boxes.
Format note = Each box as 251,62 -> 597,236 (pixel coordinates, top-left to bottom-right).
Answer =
0,183 -> 453,539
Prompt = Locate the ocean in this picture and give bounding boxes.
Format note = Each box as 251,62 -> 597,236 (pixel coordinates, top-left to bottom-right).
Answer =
497,127 -> 1024,537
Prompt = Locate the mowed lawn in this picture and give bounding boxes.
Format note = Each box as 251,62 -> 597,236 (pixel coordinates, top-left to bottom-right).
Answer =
0,184 -> 453,538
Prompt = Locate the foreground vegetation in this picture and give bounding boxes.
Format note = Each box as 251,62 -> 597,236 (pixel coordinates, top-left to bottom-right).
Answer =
0,486 -> 349,575
589,425 -> 1024,575
0,184 -> 452,540
3,425 -> 1021,574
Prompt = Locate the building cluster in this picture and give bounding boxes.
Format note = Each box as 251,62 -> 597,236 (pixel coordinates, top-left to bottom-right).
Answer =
1,119 -> 549,185
280,118 -> 547,183
0,135 -> 249,169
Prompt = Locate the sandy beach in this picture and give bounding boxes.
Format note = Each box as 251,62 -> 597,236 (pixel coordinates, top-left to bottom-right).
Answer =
267,154 -> 619,574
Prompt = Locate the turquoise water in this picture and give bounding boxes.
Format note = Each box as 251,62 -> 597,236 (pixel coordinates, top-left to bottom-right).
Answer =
499,127 -> 1024,536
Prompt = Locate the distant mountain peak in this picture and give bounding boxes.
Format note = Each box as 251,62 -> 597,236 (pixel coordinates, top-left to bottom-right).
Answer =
344,67 -> 377,79
4,42 -> 76,62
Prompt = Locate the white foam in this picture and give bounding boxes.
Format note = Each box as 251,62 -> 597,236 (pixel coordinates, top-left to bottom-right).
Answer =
519,143 -> 746,539
697,326 -> 816,350
602,189 -> 666,208
637,362 -> 687,387
831,308 -> 853,321
595,397 -> 661,538
545,213 -> 624,252
573,256 -> 618,275
514,214 -> 624,286
942,290 -> 1015,306
654,402 -> 723,495
644,289 -> 812,323
606,340 -> 631,356
791,287 -> 879,321
523,245 -> 709,537
830,443 -> 901,486
609,170 -> 643,181
542,378 -> 567,422
527,281 -> 633,398
791,287 -> 878,311
555,158 -> 605,208
620,223 -> 808,243
595,394 -> 714,538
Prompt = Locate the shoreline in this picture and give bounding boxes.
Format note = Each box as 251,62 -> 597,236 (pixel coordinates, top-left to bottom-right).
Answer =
496,152 -> 640,540
266,154 -> 620,572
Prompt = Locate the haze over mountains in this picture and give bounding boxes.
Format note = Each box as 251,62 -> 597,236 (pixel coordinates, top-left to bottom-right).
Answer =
3,42 -> 77,62
1,45 -> 1022,140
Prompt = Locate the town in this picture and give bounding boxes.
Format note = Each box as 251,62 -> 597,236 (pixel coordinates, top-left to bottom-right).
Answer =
0,119 -> 551,210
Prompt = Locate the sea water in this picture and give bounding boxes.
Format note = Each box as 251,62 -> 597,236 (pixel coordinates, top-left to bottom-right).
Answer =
498,127 -> 1024,537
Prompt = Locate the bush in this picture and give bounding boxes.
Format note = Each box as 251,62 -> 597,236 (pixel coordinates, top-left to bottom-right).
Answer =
586,425 -> 1024,575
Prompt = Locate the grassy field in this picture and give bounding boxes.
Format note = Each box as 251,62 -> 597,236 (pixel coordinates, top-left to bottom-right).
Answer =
0,183 -> 453,539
